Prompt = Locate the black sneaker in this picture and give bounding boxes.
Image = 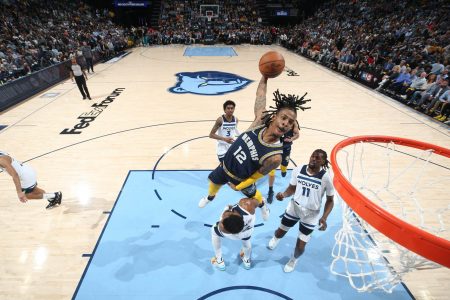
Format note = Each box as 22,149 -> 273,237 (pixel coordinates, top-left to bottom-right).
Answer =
46,191 -> 62,209
267,190 -> 274,204
281,171 -> 287,178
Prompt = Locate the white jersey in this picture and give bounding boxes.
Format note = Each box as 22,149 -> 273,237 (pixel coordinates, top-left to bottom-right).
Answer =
290,164 -> 334,211
216,115 -> 239,157
0,151 -> 36,189
214,204 -> 255,241
71,64 -> 83,76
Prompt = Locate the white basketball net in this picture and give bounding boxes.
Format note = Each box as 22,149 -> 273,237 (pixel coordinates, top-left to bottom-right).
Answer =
330,140 -> 450,293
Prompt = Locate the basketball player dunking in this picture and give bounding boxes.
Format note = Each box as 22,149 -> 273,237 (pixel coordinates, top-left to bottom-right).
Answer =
199,75 -> 311,222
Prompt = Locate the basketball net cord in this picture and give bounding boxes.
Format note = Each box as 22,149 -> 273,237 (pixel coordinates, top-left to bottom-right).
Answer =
330,141 -> 449,293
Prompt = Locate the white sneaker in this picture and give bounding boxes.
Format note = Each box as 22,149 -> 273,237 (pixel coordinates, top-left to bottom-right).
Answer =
198,197 -> 211,208
284,257 -> 298,273
260,200 -> 270,221
267,236 -> 280,250
239,250 -> 251,270
211,257 -> 226,271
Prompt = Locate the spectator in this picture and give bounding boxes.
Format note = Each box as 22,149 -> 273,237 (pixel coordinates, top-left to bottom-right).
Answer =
81,42 -> 94,73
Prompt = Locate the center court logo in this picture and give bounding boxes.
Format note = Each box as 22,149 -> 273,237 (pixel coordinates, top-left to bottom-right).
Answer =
168,71 -> 252,95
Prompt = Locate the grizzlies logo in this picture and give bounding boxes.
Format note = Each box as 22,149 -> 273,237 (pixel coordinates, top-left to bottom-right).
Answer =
169,71 -> 253,95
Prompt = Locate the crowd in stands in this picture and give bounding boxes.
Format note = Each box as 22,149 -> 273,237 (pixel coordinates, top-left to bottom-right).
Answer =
141,0 -> 272,45
278,0 -> 450,124
2,0 -> 449,124
0,0 -> 133,85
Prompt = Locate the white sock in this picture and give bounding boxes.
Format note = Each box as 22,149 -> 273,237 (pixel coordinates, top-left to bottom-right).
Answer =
43,193 -> 56,200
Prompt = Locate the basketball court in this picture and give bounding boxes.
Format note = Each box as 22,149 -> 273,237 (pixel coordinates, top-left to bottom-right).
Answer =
0,45 -> 448,299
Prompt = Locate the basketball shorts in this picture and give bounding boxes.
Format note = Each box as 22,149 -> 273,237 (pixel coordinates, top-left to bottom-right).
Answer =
208,166 -> 257,198
19,163 -> 37,193
280,199 -> 320,242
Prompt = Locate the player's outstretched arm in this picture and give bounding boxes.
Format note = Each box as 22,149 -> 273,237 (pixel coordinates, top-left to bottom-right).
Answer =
247,76 -> 268,131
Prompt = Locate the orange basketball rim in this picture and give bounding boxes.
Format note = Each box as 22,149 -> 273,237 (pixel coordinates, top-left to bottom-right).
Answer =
330,135 -> 450,268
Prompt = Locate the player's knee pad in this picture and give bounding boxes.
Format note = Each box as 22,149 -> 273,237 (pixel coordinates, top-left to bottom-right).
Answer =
298,223 -> 314,242
298,232 -> 312,243
281,214 -> 298,229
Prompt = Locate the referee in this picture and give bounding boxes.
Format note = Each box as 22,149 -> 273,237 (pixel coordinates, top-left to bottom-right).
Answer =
70,57 -> 91,100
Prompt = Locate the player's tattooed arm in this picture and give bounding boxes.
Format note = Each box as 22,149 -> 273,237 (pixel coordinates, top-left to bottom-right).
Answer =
258,155 -> 282,175
248,76 -> 268,130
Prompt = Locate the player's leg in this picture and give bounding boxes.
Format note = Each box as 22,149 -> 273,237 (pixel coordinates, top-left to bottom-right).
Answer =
241,185 -> 270,221
20,164 -> 62,208
240,238 -> 252,270
25,186 -> 62,209
267,169 -> 275,204
284,222 -> 314,273
199,166 -> 226,208
25,186 -> 45,199
210,226 -> 226,270
268,200 -> 298,249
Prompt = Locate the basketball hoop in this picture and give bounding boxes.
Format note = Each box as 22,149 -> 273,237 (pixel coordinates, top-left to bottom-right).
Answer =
200,4 -> 219,23
330,136 -> 450,292
206,11 -> 213,22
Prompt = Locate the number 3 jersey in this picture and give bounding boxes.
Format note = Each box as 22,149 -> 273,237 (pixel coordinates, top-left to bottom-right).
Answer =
290,164 -> 334,211
216,115 -> 239,157
222,125 -> 283,181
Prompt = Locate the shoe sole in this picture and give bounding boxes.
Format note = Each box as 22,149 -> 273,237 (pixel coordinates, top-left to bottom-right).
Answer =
213,265 -> 226,271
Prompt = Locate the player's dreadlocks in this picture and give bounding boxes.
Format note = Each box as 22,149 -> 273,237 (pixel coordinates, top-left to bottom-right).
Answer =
263,89 -> 311,127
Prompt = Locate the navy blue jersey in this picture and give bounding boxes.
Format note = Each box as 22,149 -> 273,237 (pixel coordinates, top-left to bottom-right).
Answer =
222,125 -> 283,181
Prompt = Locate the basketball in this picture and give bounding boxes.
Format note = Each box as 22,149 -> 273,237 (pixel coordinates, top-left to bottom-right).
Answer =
259,51 -> 285,78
